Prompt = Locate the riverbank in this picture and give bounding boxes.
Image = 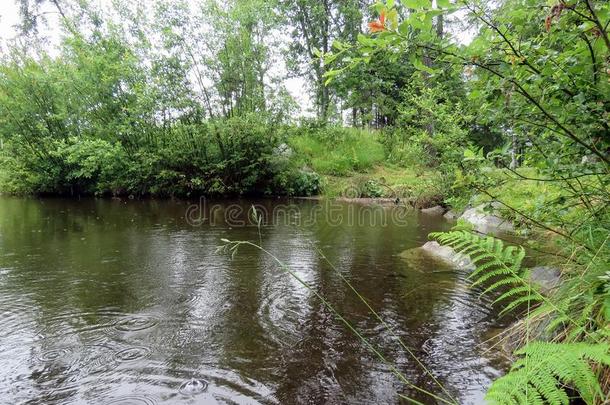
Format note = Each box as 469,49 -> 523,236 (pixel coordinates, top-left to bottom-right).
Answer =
0,121 -> 569,219
0,123 -> 451,207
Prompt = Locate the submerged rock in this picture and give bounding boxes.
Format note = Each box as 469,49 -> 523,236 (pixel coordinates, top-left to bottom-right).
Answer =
399,243 -> 455,272
528,266 -> 561,294
459,204 -> 514,234
420,205 -> 445,215
421,241 -> 474,270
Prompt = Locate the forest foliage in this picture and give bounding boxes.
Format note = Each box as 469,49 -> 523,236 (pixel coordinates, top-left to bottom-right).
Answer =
0,0 -> 609,403
0,0 -> 494,199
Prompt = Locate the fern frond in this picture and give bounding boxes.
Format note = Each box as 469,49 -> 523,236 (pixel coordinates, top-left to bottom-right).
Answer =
469,265 -> 513,284
429,230 -> 540,316
428,231 -> 610,404
481,277 -> 521,295
487,342 -> 610,405
500,294 -> 541,316
494,285 -> 536,305
544,315 -> 569,335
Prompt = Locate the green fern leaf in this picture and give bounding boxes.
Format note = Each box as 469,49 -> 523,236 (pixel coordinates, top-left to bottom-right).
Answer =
429,231 -> 542,317
487,342 -> 610,405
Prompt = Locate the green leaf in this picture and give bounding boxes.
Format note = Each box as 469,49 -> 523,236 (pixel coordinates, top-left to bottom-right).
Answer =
409,54 -> 435,74
357,33 -> 374,46
398,20 -> 410,35
404,0 -> 431,10
464,148 -> 476,159
387,8 -> 399,29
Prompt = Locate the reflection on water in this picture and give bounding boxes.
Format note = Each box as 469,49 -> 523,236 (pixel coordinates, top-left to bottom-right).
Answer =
0,197 -> 510,404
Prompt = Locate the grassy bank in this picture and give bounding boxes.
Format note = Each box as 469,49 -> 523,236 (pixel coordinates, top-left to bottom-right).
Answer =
285,126 -> 446,206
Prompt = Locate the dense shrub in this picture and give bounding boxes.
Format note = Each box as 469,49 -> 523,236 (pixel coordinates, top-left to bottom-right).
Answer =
0,137 -> 126,195
0,116 -> 327,197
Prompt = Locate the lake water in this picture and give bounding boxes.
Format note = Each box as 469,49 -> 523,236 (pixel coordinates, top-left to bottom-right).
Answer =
0,196 -> 510,404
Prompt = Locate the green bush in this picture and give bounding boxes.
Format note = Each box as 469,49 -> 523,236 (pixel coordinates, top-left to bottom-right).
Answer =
0,115 -> 328,197
0,137 -> 126,195
361,179 -> 383,197
271,167 -> 321,196
59,138 -> 127,195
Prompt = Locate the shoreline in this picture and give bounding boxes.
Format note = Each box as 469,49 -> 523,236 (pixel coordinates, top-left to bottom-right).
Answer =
0,192 -> 440,208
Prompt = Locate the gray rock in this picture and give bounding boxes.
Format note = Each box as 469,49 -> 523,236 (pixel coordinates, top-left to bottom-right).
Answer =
420,241 -> 474,270
443,209 -> 459,220
528,266 -> 561,294
421,205 -> 445,215
459,204 -> 514,234
490,201 -> 503,210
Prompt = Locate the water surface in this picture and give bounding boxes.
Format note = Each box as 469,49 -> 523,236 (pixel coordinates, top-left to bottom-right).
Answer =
0,197 -> 509,404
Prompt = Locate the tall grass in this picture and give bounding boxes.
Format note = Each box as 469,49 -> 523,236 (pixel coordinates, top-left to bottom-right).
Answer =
288,127 -> 385,176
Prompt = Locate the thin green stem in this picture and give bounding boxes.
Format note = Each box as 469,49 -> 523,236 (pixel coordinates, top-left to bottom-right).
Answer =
314,245 -> 458,403
219,239 -> 458,405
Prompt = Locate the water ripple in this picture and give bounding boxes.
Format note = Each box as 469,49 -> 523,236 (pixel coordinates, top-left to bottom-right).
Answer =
114,346 -> 151,362
179,378 -> 209,395
114,316 -> 158,332
37,347 -> 72,363
102,395 -> 157,405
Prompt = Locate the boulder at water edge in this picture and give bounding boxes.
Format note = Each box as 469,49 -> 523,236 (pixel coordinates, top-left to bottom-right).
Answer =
459,204 -> 514,234
527,266 -> 561,294
421,241 -> 474,270
420,205 -> 446,216
443,209 -> 459,220
399,241 -> 474,272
